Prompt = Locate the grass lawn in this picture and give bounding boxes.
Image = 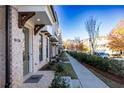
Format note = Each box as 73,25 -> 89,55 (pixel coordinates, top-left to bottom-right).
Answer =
60,63 -> 78,79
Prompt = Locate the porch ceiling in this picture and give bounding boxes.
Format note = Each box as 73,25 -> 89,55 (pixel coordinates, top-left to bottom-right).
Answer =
30,12 -> 52,25
17,5 -> 54,25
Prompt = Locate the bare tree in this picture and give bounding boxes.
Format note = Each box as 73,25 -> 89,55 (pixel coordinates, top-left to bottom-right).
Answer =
85,16 -> 101,54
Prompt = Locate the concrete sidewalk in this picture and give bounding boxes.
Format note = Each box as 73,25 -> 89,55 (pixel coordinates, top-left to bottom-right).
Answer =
67,53 -> 109,88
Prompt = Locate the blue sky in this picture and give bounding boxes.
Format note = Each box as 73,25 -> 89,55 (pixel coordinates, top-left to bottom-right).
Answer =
54,5 -> 124,40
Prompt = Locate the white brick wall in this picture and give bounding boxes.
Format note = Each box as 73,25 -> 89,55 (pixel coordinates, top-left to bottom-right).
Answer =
0,6 -> 5,88
10,6 -> 23,87
1,6 -> 52,87
33,33 -> 40,72
10,6 -> 51,87
52,45 -> 56,57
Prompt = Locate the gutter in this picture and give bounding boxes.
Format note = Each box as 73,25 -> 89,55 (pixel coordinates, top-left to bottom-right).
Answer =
5,5 -> 11,88
50,5 -> 57,22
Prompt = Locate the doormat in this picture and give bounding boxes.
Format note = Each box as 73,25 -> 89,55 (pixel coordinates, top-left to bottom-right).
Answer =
24,75 -> 43,83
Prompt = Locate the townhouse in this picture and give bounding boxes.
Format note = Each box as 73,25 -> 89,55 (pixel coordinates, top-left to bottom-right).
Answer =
83,36 -> 114,54
0,5 -> 62,88
95,36 -> 110,53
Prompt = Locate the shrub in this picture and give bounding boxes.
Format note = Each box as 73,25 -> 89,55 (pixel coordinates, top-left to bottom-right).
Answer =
67,51 -> 124,77
56,63 -> 64,73
60,52 -> 69,62
50,74 -> 70,88
108,59 -> 124,76
56,56 -> 60,62
48,61 -> 55,66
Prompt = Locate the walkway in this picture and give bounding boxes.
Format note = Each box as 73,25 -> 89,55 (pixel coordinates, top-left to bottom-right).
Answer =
19,71 -> 54,88
66,53 -> 109,88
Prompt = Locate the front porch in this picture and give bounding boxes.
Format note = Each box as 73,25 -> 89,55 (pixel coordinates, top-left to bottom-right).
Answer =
7,5 -> 57,87
19,71 -> 55,88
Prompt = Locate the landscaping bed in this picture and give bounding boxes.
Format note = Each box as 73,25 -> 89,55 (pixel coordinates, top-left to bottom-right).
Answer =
67,51 -> 124,87
40,62 -> 77,79
67,51 -> 124,77
48,62 -> 77,88
40,52 -> 78,88
39,63 -> 57,71
60,63 -> 78,79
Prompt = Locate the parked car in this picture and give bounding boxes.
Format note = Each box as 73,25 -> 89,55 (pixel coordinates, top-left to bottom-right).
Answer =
95,52 -> 109,58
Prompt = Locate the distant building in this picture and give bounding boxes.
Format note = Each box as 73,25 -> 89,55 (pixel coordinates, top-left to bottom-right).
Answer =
95,36 -> 110,53
82,36 -> 112,54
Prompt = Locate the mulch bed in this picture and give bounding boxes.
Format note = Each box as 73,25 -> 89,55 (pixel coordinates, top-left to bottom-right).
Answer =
80,61 -> 124,85
39,64 -> 52,71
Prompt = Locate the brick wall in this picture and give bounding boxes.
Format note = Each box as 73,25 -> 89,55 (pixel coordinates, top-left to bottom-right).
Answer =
2,6 -> 52,87
9,6 -> 50,87
10,6 -> 23,87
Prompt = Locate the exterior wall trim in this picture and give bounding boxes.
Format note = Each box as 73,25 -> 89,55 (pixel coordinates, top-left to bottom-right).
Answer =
5,5 -> 12,88
34,24 -> 45,35
18,12 -> 35,28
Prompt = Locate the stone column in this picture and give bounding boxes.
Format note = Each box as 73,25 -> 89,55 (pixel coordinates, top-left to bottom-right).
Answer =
9,6 -> 23,88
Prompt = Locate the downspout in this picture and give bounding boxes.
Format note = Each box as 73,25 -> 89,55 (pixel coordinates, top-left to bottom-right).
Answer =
5,5 -> 11,88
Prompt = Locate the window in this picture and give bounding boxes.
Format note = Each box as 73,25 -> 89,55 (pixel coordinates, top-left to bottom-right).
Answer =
39,34 -> 43,61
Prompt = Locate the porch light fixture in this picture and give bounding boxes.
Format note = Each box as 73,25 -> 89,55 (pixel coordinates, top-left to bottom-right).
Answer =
37,18 -> 40,22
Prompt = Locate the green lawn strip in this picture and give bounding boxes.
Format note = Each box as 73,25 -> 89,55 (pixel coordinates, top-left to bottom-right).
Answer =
60,63 -> 78,79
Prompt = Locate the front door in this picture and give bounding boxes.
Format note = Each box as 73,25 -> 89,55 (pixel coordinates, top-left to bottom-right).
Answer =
23,27 -> 30,76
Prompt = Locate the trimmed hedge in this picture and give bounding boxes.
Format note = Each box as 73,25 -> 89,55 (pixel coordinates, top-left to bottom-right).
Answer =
50,74 -> 70,88
67,51 -> 124,77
